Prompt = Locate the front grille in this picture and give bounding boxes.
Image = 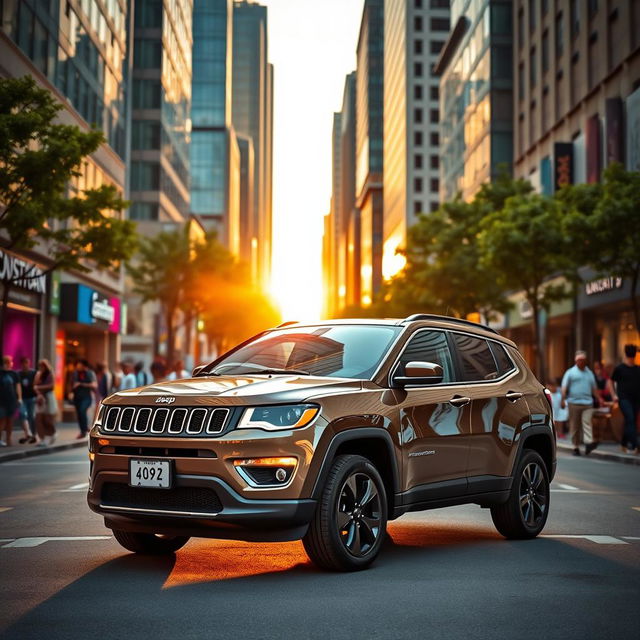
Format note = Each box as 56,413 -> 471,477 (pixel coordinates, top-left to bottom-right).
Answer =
101,406 -> 230,437
101,483 -> 223,514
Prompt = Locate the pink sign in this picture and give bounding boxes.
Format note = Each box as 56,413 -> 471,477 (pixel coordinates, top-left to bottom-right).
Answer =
108,297 -> 121,333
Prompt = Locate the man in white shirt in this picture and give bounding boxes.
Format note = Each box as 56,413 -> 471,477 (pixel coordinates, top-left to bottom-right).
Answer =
118,361 -> 138,391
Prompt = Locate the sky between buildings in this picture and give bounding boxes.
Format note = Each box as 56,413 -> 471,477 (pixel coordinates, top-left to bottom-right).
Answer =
262,0 -> 365,321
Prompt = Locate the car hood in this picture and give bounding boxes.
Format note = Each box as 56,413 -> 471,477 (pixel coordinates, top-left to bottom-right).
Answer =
104,374 -> 364,407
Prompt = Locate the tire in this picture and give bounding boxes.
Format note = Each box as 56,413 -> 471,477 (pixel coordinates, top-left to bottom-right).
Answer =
491,449 -> 550,539
303,454 -> 387,571
112,529 -> 190,555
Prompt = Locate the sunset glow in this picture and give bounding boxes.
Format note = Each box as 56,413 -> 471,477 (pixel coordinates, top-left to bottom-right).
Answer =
263,0 -> 365,321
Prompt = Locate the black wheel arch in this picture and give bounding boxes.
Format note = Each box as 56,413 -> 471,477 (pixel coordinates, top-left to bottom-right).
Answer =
516,425 -> 556,482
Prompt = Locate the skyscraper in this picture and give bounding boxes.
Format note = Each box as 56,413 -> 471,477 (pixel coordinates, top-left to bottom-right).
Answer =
232,0 -> 273,287
435,0 -> 513,202
355,0 -> 385,307
129,0 -> 192,223
383,0 -> 450,281
190,0 -> 240,253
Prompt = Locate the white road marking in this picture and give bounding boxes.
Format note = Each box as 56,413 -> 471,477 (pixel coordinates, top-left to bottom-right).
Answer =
543,534 -> 628,545
632,507 -> 640,513
550,489 -> 592,493
0,539 -> 15,544
2,536 -> 111,548
557,483 -> 579,491
622,536 -> 640,540
59,482 -> 89,492
0,507 -> 13,513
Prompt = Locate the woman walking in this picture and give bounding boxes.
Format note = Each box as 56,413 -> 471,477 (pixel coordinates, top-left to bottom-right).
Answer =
34,359 -> 57,447
0,355 -> 22,447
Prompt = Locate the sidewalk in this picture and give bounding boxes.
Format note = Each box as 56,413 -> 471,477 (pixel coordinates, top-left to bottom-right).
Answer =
556,437 -> 640,466
0,422 -> 88,464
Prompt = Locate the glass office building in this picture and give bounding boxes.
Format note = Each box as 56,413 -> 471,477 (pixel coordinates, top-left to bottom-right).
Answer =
129,0 -> 192,222
190,0 -> 240,252
436,0 -> 513,202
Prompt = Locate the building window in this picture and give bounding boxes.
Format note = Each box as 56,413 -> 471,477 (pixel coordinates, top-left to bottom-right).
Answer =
129,202 -> 159,220
132,121 -> 161,150
588,0 -> 598,17
430,40 -> 444,55
414,177 -> 423,192
414,201 -> 423,214
570,0 -> 580,38
414,62 -> 423,77
414,15 -> 423,31
414,85 -> 423,100
414,108 -> 423,123
430,155 -> 439,169
430,132 -> 439,146
430,178 -> 439,193
415,154 -> 423,169
133,38 -> 162,69
414,131 -> 423,146
430,108 -> 439,123
430,86 -> 439,100
529,0 -> 536,31
135,0 -> 163,28
430,0 -> 449,7
556,12 -> 564,56
431,17 -> 450,31
518,7 -> 524,48
415,0 -> 422,8
133,79 -> 161,109
530,46 -> 536,88
518,62 -> 525,100
131,161 -> 160,190
430,201 -> 439,212
542,30 -> 549,72
414,40 -> 423,54
543,0 -> 549,15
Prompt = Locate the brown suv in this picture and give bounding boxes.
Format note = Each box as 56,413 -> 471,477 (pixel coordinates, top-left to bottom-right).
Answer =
88,315 -> 556,571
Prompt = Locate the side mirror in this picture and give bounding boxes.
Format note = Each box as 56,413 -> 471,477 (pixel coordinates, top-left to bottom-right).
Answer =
393,361 -> 443,387
192,365 -> 205,377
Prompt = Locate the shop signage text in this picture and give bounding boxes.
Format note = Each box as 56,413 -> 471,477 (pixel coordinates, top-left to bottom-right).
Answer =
0,250 -> 46,293
585,276 -> 623,296
91,291 -> 115,323
554,142 -> 573,191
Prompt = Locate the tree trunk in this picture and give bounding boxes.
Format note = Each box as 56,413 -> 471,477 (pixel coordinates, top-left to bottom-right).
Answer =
165,306 -> 175,369
0,280 -> 10,356
531,297 -> 546,382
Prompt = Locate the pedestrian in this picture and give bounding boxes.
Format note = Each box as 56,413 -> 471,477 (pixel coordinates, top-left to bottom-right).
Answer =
0,355 -> 22,447
118,361 -> 138,391
608,344 -> 640,455
34,359 -> 57,447
70,359 -> 97,440
94,362 -> 113,420
167,359 -> 189,381
134,361 -> 149,387
561,350 -> 602,456
593,360 -> 612,403
547,378 -> 568,438
150,356 -> 167,383
18,357 -> 37,444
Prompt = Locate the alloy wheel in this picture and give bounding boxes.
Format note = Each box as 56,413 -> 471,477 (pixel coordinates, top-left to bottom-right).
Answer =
336,472 -> 382,557
519,462 -> 547,528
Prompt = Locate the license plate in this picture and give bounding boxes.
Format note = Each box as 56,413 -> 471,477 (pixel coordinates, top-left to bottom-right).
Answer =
129,459 -> 171,489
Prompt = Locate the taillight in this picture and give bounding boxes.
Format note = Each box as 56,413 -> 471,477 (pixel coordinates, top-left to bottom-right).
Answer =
543,388 -> 553,411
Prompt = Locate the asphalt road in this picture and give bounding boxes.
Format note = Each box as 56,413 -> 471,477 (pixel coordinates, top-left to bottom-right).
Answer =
0,448 -> 638,640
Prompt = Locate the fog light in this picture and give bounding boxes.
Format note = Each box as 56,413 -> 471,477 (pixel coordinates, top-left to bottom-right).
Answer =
275,468 -> 287,482
233,457 -> 297,487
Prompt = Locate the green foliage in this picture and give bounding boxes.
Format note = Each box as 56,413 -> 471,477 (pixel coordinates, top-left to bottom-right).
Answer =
0,75 -> 136,274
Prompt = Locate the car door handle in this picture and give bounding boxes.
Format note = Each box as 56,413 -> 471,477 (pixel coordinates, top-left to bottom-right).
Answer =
449,395 -> 471,407
505,391 -> 524,402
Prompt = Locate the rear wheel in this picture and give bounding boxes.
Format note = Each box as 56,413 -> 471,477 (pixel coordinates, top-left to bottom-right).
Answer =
491,450 -> 550,539
303,454 -> 387,571
112,529 -> 190,555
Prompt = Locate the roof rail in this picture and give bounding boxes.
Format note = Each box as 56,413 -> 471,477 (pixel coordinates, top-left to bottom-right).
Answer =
402,313 -> 499,335
276,320 -> 299,328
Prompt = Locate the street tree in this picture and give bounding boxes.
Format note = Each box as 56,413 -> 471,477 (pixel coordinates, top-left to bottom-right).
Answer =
0,75 -> 136,341
478,193 -> 571,379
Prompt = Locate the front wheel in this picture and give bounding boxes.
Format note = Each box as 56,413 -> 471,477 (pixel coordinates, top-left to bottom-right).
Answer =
491,450 -> 550,539
112,529 -> 190,555
303,454 -> 387,571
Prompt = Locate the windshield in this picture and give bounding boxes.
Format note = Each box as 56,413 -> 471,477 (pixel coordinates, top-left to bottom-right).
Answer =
209,325 -> 401,379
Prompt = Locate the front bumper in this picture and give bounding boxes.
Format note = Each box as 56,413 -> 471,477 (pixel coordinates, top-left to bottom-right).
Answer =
88,470 -> 316,542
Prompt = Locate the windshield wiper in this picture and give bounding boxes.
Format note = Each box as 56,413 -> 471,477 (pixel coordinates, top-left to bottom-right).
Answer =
247,368 -> 311,376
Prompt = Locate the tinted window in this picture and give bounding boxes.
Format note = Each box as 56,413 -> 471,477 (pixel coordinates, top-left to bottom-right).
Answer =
451,334 -> 498,381
490,342 -> 516,376
395,331 -> 454,383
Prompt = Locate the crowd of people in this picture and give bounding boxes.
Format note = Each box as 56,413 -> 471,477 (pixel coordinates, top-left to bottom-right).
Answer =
548,344 -> 640,456
0,355 -> 192,448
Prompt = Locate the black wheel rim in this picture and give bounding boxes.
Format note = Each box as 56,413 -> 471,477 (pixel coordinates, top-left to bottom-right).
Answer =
519,462 -> 547,528
336,472 -> 382,557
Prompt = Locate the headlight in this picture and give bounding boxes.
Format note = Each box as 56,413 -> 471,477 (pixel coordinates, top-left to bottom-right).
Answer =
238,404 -> 319,431
94,403 -> 106,425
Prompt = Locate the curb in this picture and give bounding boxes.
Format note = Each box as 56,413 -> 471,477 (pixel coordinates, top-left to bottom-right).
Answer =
0,439 -> 88,464
556,442 -> 640,466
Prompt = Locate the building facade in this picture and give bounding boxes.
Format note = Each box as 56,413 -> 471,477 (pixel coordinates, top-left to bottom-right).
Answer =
1,0 -> 129,406
355,0 -> 385,307
383,0 -> 450,283
232,0 -> 272,286
190,0 -> 240,253
436,0 -> 514,202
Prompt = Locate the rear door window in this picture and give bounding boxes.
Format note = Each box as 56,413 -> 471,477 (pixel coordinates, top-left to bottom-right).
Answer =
451,333 -> 499,382
489,342 -> 516,376
395,330 -> 455,383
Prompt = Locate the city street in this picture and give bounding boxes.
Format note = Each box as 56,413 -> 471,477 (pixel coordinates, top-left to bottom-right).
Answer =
0,448 -> 638,640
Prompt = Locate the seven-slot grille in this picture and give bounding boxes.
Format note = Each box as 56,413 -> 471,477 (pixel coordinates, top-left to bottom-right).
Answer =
101,406 -> 230,436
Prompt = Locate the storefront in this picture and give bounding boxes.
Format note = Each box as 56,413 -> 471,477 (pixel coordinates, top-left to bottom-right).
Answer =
0,250 -> 46,365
